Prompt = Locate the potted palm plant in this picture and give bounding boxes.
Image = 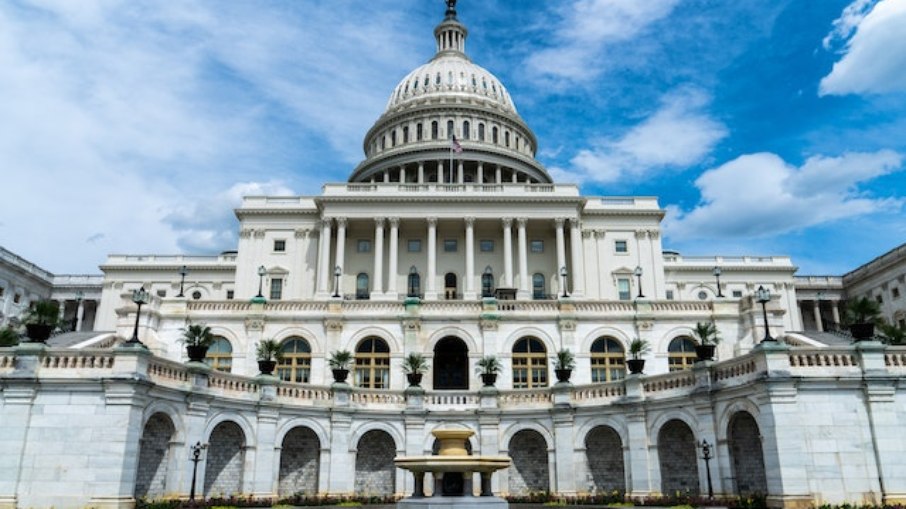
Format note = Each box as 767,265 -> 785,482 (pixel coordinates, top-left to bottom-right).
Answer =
256,339 -> 283,375
402,352 -> 429,386
476,355 -> 501,387
328,350 -> 353,383
693,321 -> 720,361
181,323 -> 214,362
627,338 -> 650,375
846,297 -> 882,340
0,326 -> 21,347
553,349 -> 575,383
878,322 -> 905,345
23,300 -> 60,343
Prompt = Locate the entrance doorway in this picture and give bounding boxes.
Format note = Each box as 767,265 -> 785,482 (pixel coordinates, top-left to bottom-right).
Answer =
433,337 -> 469,390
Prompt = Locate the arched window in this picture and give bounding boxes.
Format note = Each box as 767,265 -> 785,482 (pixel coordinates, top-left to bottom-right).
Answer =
512,337 -> 548,389
462,121 -> 470,140
402,126 -> 409,143
355,337 -> 390,389
481,269 -> 494,298
277,337 -> 312,383
435,72 -> 441,85
205,336 -> 233,373
590,337 -> 625,382
492,126 -> 499,144
447,120 -> 455,139
380,136 -> 386,150
444,272 -> 458,300
407,267 -> 421,298
431,121 -> 439,140
505,131 -> 510,147
390,130 -> 397,147
416,123 -> 423,141
668,336 -> 698,372
356,273 -> 370,300
532,273 -> 546,299
478,123 -> 485,141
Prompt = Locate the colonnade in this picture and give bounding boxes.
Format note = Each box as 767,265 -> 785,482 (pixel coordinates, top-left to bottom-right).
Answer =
368,160 -> 536,185
799,298 -> 843,332
315,216 -> 585,300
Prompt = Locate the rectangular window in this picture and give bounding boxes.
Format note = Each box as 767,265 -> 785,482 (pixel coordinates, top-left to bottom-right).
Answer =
480,239 -> 494,252
444,239 -> 458,252
614,240 -> 628,253
617,278 -> 631,300
408,239 -> 422,252
0,287 -> 4,297
665,290 -> 674,300
270,278 -> 283,300
273,239 -> 286,252
156,289 -> 167,298
732,290 -> 743,298
876,294 -> 883,304
226,290 -> 235,300
530,240 -> 544,253
13,293 -> 21,304
893,287 -> 901,299
357,239 -> 371,253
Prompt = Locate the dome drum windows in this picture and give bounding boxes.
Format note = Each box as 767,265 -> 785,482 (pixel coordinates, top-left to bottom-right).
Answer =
478,123 -> 485,141
462,120 -> 470,140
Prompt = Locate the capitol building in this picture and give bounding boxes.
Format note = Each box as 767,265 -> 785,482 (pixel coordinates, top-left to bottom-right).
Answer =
2,3 -> 905,509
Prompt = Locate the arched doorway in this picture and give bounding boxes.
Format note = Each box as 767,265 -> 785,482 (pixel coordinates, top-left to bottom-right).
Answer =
508,430 -> 549,494
278,426 -> 320,496
134,413 -> 175,499
433,337 -> 468,390
728,412 -> 767,495
354,430 -> 396,495
585,425 -> 625,493
657,419 -> 699,495
204,421 -> 246,497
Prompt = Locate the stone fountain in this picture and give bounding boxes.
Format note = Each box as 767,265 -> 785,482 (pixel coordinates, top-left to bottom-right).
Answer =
395,428 -> 511,509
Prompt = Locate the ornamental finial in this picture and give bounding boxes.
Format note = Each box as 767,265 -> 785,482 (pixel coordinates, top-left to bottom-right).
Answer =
445,0 -> 457,18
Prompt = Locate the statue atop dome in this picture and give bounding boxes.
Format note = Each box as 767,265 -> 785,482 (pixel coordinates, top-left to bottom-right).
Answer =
445,0 -> 457,18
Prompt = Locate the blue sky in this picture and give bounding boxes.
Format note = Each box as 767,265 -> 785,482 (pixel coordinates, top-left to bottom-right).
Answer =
1,0 -> 904,275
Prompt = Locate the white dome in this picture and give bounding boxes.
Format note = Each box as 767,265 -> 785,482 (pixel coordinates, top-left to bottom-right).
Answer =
386,54 -> 517,114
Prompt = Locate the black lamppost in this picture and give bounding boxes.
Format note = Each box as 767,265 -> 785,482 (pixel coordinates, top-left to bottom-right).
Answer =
177,265 -> 189,297
634,266 -> 644,298
713,266 -> 723,298
699,439 -> 714,499
560,266 -> 569,298
756,285 -> 775,342
333,265 -> 342,298
127,286 -> 148,346
188,441 -> 207,501
256,265 -> 266,298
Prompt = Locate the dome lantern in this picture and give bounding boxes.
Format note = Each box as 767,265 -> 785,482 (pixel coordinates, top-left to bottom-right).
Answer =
435,1 -> 467,57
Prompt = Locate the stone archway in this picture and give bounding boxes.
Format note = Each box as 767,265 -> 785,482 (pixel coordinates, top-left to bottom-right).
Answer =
433,336 -> 469,390
728,412 -> 767,495
204,421 -> 246,497
585,425 -> 625,493
354,430 -> 396,495
508,430 -> 549,495
658,419 -> 699,495
278,426 -> 320,496
134,413 -> 175,499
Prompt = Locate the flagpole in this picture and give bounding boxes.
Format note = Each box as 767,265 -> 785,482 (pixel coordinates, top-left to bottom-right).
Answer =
449,141 -> 453,184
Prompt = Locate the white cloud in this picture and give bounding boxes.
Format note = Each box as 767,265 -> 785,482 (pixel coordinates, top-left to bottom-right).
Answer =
556,88 -> 727,184
664,150 -> 904,239
526,0 -> 680,82
820,0 -> 906,95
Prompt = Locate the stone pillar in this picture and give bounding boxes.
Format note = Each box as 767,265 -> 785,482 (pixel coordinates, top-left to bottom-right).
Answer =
0,377 -> 36,508
372,218 -> 385,299
426,217 -> 438,300
400,166 -> 407,184
327,410 -> 354,495
335,218 -> 347,287
383,170 -> 390,182
555,218 -> 566,295
625,406 -> 654,497
458,161 -> 464,184
516,218 -> 529,299
76,299 -> 85,332
387,218 -> 400,298
251,407 -> 279,498
832,301 -> 841,327
552,411 -> 577,495
495,165 -> 502,184
317,218 -> 332,296
569,219 -> 585,297
57,300 -> 66,328
813,301 -> 823,332
477,162 -> 484,184
465,217 -> 476,299
418,162 -> 425,184
502,218 -> 513,288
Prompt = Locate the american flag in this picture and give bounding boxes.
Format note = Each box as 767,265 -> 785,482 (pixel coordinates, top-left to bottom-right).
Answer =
451,135 -> 463,153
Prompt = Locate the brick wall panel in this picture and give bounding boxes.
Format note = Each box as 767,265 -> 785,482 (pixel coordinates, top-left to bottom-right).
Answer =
729,412 -> 767,495
134,413 -> 175,499
508,430 -> 549,495
658,420 -> 699,495
278,426 -> 320,496
585,425 -> 625,493
204,421 -> 245,497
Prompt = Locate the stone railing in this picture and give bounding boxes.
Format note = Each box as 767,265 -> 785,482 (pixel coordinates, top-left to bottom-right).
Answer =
350,389 -> 406,408
148,357 -> 192,385
788,349 -> 859,369
885,351 -> 906,370
425,391 -> 480,410
39,349 -> 116,371
276,384 -> 332,405
642,370 -> 696,394
572,381 -> 626,405
207,371 -> 259,395
499,388 -> 553,408
711,355 -> 761,385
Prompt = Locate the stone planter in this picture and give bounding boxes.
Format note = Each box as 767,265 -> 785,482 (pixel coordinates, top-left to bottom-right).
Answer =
695,344 -> 716,361
480,373 -> 497,387
186,345 -> 208,363
258,360 -> 277,375
554,368 -> 572,383
332,368 -> 349,383
850,323 -> 875,341
406,373 -> 423,386
627,358 -> 645,374
25,323 -> 53,343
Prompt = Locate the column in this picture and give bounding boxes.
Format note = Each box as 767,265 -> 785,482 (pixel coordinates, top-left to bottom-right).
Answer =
418,162 -> 425,184
477,162 -> 484,184
57,300 -> 67,330
387,218 -> 400,298
516,218 -> 529,299
832,301 -> 841,326
76,299 -> 85,331
372,218 -> 385,299
511,171 -> 518,183
316,218 -> 332,296
426,217 -> 438,300
383,170 -> 390,182
457,161 -> 464,184
495,165 -> 502,184
812,301 -> 823,332
465,217 -> 476,299
554,218 -> 566,295
502,218 -> 513,288
569,219 -> 585,297
437,160 -> 444,183
400,166 -> 407,184
335,218 -> 347,297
